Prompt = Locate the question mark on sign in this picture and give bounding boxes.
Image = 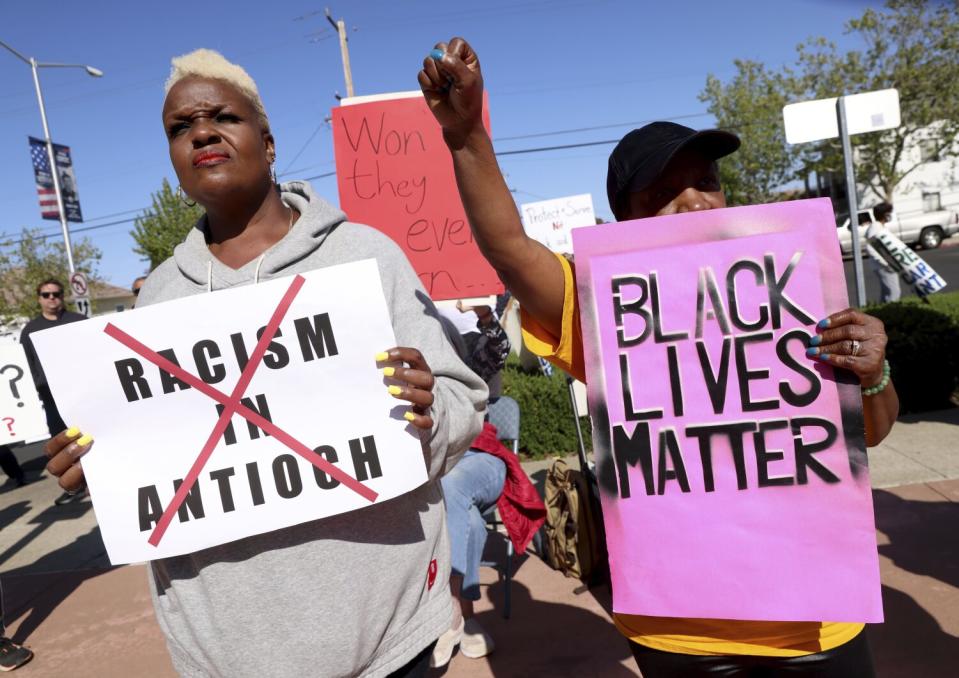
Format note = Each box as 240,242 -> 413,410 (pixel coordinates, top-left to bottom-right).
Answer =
0,364 -> 25,407
2,416 -> 14,437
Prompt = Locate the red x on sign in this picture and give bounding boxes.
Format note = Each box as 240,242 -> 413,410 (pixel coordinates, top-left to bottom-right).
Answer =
102,274 -> 378,547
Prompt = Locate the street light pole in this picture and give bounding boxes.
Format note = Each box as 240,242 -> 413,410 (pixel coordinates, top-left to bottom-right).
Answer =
30,56 -> 75,274
0,39 -> 103,276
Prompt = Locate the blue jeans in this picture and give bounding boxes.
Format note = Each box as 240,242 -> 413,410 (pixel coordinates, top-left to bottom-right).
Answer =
441,450 -> 507,601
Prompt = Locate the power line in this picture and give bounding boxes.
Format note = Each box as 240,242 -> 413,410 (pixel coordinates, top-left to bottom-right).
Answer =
493,113 -> 711,142
280,121 -> 327,175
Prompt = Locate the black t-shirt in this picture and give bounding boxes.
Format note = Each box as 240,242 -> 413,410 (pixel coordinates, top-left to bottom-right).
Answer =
20,311 -> 86,387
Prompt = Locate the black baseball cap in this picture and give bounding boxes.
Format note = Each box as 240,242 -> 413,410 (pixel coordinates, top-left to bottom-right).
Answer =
606,121 -> 741,219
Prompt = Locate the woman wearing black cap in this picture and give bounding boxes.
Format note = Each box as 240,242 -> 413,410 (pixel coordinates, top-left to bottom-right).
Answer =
420,37 -> 897,677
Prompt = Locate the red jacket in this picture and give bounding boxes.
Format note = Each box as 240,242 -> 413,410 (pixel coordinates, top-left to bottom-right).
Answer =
470,422 -> 546,555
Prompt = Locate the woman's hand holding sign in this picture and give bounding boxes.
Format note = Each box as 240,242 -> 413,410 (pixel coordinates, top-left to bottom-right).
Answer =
807,308 -> 899,446
45,427 -> 93,493
378,347 -> 436,431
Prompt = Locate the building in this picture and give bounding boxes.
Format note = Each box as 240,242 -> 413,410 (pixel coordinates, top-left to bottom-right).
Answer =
804,121 -> 959,218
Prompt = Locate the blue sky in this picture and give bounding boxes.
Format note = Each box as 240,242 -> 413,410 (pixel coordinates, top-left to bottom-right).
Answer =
0,0 -> 878,287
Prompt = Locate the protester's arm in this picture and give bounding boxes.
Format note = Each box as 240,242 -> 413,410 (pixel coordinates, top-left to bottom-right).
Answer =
18,325 -> 43,386
380,238 -> 488,480
419,37 -> 566,338
811,309 -> 899,446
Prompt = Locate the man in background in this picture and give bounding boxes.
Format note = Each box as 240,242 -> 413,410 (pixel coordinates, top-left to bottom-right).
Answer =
865,202 -> 901,303
19,279 -> 85,504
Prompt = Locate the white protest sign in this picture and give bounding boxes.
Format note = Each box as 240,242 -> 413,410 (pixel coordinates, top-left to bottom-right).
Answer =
0,343 -> 49,443
868,228 -> 948,295
32,260 -> 428,564
520,194 -> 595,254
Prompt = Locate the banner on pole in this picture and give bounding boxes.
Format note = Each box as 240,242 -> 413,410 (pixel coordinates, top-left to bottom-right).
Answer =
32,260 -> 428,564
28,136 -> 83,223
332,92 -> 503,301
573,198 -> 882,623
0,343 -> 49,444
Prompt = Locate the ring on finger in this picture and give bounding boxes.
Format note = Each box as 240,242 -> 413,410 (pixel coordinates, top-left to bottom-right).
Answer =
850,339 -> 862,357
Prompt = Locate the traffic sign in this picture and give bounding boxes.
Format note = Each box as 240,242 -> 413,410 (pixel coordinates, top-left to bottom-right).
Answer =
75,296 -> 91,318
782,88 -> 900,145
70,271 -> 88,297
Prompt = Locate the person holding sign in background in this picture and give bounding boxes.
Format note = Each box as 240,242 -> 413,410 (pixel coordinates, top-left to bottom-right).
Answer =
44,50 -> 487,678
420,38 -> 898,677
864,203 -> 901,303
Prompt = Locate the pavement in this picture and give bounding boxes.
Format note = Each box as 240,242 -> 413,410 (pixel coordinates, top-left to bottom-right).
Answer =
1,407 -> 958,677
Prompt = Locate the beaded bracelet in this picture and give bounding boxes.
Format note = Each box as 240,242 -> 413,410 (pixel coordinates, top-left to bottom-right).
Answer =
862,359 -> 891,396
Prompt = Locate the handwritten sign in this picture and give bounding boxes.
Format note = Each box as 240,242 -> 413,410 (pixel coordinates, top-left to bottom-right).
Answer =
573,199 -> 882,622
32,260 -> 428,564
520,193 -> 595,253
0,343 -> 48,443
333,92 -> 503,301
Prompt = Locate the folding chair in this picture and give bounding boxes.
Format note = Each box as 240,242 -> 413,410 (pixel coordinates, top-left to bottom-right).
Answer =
481,395 -> 520,619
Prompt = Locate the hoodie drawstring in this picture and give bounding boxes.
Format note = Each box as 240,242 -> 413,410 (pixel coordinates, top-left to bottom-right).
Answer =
253,253 -> 266,285
207,254 -> 267,292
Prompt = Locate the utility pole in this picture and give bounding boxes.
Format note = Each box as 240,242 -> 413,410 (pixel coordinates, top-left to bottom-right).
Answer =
325,7 -> 354,98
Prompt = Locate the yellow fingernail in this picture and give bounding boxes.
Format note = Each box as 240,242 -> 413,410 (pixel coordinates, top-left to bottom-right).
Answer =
383,366 -> 396,377
388,385 -> 402,396
404,411 -> 415,422
375,351 -> 390,362
76,434 -> 94,447
65,426 -> 80,437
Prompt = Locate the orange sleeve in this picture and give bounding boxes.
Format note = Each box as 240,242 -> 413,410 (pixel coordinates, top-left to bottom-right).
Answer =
520,253 -> 587,383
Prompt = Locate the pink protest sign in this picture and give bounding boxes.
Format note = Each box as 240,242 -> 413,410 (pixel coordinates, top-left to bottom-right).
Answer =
572,198 -> 882,623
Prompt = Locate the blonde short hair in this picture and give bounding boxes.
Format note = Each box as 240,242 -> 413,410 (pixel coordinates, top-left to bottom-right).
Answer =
164,49 -> 270,131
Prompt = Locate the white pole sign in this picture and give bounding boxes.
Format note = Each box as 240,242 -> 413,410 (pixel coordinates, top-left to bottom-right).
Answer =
0,343 -> 49,443
782,88 -> 901,145
31,260 -> 428,564
520,194 -> 595,254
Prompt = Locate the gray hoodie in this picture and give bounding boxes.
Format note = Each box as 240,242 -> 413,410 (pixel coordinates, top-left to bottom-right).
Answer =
136,181 -> 487,677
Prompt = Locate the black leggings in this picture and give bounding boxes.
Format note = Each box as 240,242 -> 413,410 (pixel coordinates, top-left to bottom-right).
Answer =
386,640 -> 436,678
629,630 -> 875,677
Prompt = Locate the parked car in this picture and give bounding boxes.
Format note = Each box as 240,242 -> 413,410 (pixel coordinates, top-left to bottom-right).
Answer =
836,207 -> 959,255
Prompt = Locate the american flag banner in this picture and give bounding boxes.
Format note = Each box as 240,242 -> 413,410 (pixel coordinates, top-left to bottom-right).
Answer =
28,136 -> 83,223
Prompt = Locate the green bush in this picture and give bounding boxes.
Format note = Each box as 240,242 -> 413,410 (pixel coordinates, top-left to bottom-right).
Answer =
500,356 -> 591,459
867,290 -> 959,414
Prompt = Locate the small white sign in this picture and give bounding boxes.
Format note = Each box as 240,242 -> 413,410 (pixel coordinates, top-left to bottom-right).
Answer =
32,260 -> 428,564
0,344 -> 49,443
783,89 -> 901,145
520,194 -> 596,253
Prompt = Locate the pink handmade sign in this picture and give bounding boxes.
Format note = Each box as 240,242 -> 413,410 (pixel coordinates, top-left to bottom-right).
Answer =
572,198 -> 882,622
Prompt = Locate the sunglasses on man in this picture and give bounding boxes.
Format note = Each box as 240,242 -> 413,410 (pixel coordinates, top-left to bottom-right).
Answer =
40,291 -> 63,299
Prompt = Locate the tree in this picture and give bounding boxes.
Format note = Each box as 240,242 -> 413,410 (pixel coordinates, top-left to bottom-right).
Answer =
0,229 -> 101,323
793,0 -> 959,203
131,178 -> 203,269
700,0 -> 959,205
700,61 -> 798,206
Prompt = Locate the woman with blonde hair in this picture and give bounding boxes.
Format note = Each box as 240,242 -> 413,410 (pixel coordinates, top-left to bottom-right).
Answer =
44,49 -> 487,677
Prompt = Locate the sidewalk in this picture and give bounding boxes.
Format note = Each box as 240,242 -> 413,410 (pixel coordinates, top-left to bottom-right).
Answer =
1,409 -> 957,677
